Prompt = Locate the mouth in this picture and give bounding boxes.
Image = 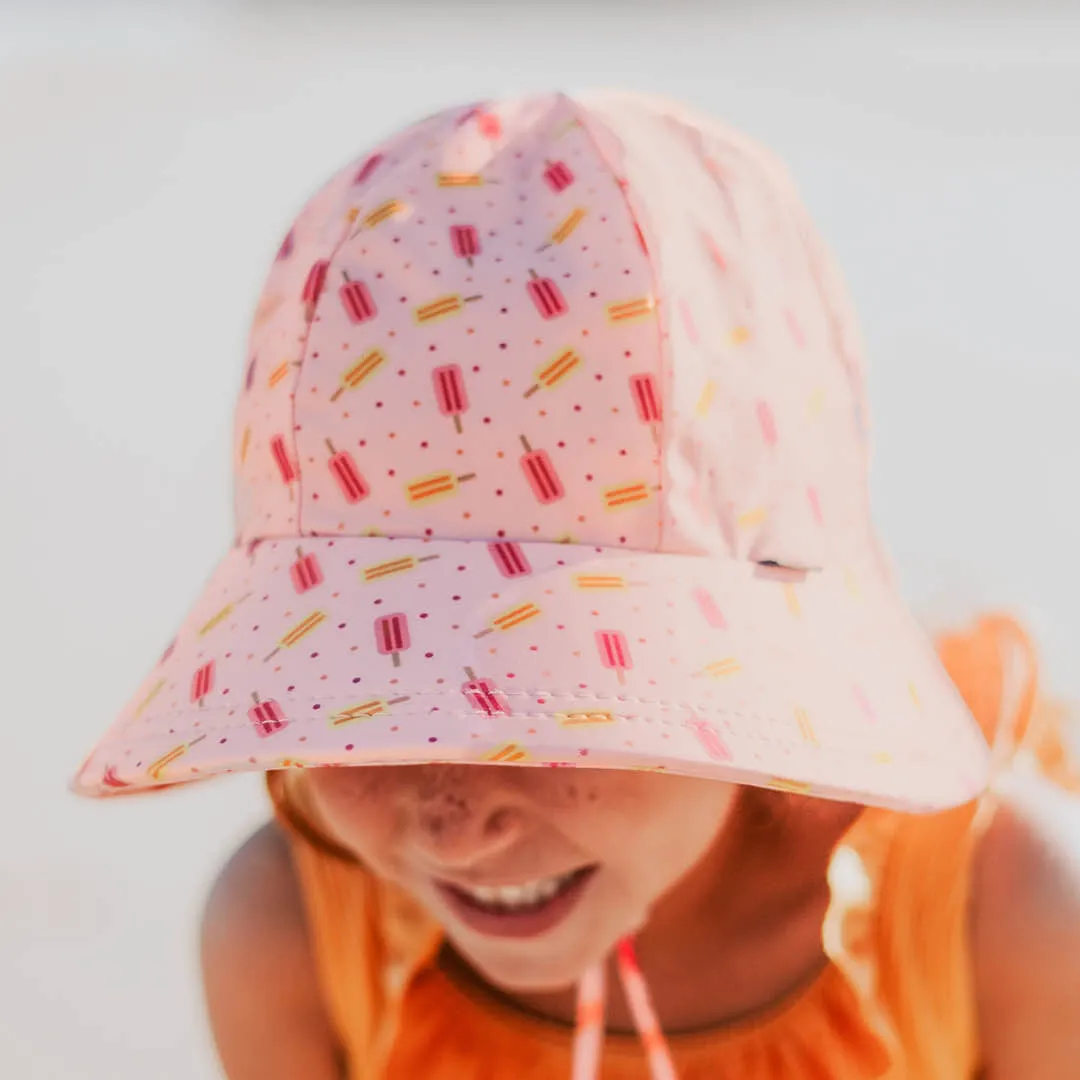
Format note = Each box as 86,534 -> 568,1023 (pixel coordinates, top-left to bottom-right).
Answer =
434,866 -> 599,939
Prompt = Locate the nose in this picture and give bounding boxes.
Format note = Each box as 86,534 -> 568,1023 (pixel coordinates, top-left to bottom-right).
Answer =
406,765 -> 526,871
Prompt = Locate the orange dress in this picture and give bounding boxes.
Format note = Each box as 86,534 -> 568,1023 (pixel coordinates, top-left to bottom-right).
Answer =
266,615 -> 1079,1079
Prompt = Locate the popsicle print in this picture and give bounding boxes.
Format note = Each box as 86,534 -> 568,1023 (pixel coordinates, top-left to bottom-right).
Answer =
595,630 -> 632,685
270,434 -> 297,495
474,602 -> 542,638
190,661 -> 215,707
275,228 -> 295,261
692,588 -> 726,629
484,743 -> 529,763
523,349 -> 582,397
573,574 -> 646,590
436,172 -> 487,188
362,199 -> 407,229
268,360 -> 298,389
361,553 -> 440,583
686,718 -> 733,762
602,481 -> 653,510
606,297 -> 655,325
757,400 -> 778,447
326,439 -> 370,504
353,153 -> 384,185
134,678 -> 166,719
432,364 -> 469,433
339,271 -> 378,325
329,696 -> 411,727
629,373 -> 662,443
461,667 -> 512,717
264,611 -> 327,662
290,547 -> 324,594
526,270 -> 568,320
449,224 -> 481,266
414,293 -> 482,325
519,435 -> 565,504
374,613 -> 410,667
100,765 -> 133,790
147,733 -> 207,782
198,592 -> 253,636
794,707 -> 818,745
543,159 -> 575,193
248,692 -> 288,738
405,470 -> 477,504
487,541 -> 532,578
301,260 -> 330,319
697,658 -> 741,679
538,208 -> 587,252
330,349 -> 386,402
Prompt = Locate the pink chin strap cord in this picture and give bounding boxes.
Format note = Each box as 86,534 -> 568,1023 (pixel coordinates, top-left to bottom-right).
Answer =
571,937 -> 678,1080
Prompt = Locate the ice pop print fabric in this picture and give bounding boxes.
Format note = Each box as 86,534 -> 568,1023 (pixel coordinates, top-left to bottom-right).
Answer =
72,92 -> 990,810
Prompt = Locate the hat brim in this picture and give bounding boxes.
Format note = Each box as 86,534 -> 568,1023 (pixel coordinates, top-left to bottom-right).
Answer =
71,536 -> 990,811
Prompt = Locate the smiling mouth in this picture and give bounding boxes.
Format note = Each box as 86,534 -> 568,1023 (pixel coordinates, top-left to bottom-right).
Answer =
435,866 -> 598,938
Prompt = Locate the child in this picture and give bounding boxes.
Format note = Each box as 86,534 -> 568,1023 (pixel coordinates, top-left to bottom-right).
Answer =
73,91 -> 1080,1078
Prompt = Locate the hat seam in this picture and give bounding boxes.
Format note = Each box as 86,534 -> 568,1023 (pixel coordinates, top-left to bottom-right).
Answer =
571,97 -> 670,552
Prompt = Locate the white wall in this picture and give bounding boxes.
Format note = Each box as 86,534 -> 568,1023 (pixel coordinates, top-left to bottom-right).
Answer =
3,3 -> 1078,1076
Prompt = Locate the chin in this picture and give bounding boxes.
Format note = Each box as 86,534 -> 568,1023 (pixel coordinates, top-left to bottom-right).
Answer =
466,941 -> 596,993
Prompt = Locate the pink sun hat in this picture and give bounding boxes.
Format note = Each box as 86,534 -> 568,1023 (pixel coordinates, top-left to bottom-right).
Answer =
71,90 -> 990,811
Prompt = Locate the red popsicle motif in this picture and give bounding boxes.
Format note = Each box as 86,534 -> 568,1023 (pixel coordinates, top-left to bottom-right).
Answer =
290,547 -> 324,594
543,160 -> 575,192
526,270 -> 568,320
686,718 -> 733,762
449,224 -> 481,266
596,630 -> 632,685
757,401 -> 777,447
248,692 -> 288,738
301,259 -> 329,320
375,612 -> 410,667
339,271 -> 378,324
461,667 -> 511,717
353,152 -> 384,185
270,434 -> 297,492
519,435 -> 564,504
191,661 -> 215,707
326,439 -> 370,503
432,364 -> 469,433
692,588 -> 726,629
629,373 -> 662,444
487,541 -> 532,578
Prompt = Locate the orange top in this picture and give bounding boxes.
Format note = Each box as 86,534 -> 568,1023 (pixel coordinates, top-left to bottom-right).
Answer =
267,615 -> 1079,1079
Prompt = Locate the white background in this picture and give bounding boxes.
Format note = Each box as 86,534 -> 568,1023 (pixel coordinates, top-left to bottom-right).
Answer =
2,2 -> 1078,1076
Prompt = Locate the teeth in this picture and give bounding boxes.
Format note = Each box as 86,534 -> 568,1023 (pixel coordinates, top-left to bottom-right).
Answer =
460,870 -> 577,910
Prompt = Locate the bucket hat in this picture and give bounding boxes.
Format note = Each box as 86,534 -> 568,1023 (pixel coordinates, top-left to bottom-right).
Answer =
72,91 -> 989,812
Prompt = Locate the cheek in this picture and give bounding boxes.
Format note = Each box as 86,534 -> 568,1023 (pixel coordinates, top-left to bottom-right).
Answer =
304,770 -> 403,869
588,781 -> 735,898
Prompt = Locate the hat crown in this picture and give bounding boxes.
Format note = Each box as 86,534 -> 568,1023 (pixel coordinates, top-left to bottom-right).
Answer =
233,92 -> 874,570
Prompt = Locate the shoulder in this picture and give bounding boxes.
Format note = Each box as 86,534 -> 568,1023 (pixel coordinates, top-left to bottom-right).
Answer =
201,821 -> 344,1079
970,773 -> 1080,1076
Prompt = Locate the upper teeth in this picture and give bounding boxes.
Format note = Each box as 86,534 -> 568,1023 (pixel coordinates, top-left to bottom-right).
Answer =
460,871 -> 577,908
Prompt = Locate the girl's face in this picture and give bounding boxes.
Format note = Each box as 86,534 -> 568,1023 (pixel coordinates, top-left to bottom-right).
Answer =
305,763 -> 738,992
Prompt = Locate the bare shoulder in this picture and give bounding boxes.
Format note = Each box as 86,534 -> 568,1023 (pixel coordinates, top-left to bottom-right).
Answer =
971,772 -> 1080,1077
201,821 -> 343,1079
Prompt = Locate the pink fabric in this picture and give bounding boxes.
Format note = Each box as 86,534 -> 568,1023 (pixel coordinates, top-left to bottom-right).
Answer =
71,92 -> 989,811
